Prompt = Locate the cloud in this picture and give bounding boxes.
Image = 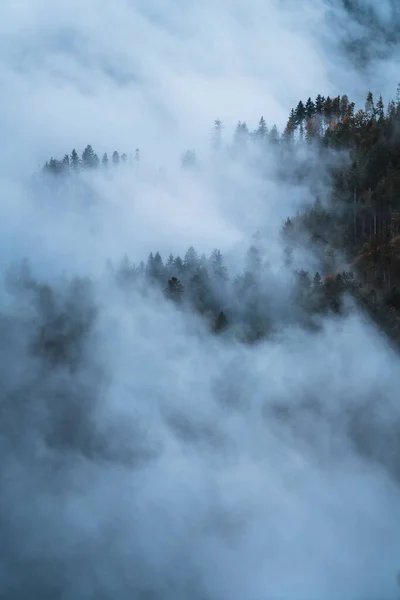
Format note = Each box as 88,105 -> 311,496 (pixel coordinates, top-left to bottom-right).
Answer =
1,0 -> 400,598
1,0 -> 398,175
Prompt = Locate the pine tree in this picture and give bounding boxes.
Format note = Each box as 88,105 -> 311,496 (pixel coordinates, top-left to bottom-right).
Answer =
376,95 -> 385,120
165,277 -> 184,303
323,96 -> 333,124
254,116 -> 268,139
332,95 -> 341,119
210,249 -> 228,282
181,150 -> 196,169
70,149 -> 80,170
174,256 -> 184,273
396,82 -> 400,111
112,151 -> 120,166
365,92 -> 374,119
340,95 -> 349,119
246,245 -> 261,275
284,109 -> 297,138
305,98 -> 315,119
183,246 -> 199,273
188,267 -> 212,314
295,101 -> 306,138
147,251 -> 164,281
312,272 -> 323,288
315,94 -> 325,114
233,121 -> 249,149
47,157 -> 61,174
102,152 -> 109,167
269,125 -> 279,144
212,119 -> 223,151
166,253 -> 175,274
82,145 -> 99,169
214,311 -> 228,333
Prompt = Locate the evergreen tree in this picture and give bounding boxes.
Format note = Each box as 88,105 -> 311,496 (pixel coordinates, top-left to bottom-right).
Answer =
166,253 -> 175,275
212,119 -> 223,151
269,125 -> 279,144
188,267 -> 212,314
365,91 -> 375,118
295,101 -> 306,138
210,249 -> 228,283
147,251 -> 164,281
183,246 -> 199,273
112,151 -> 120,166
315,94 -> 325,114
174,256 -> 184,274
82,145 -> 99,169
165,277 -> 184,303
214,311 -> 228,333
254,116 -> 268,140
376,95 -> 385,120
332,95 -> 341,119
246,245 -> 262,275
284,109 -> 297,138
233,121 -> 249,150
305,97 -> 315,119
323,96 -> 333,124
340,95 -> 349,119
70,149 -> 80,170
181,150 -> 196,169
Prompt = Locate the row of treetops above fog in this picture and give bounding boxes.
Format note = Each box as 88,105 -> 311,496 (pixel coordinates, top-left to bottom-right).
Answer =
42,88 -> 400,175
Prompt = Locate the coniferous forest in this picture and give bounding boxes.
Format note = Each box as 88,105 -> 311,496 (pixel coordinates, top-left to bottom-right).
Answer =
5,0 -> 400,596
3,82 -> 400,599
37,88 -> 400,349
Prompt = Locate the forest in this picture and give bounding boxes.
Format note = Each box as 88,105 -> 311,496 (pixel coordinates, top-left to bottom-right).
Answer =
37,86 -> 400,351
3,70 -> 400,600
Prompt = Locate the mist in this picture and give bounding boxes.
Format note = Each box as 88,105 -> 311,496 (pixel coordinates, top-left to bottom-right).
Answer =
1,0 -> 400,598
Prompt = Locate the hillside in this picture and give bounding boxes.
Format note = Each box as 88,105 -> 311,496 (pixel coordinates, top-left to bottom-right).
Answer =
38,87 -> 400,347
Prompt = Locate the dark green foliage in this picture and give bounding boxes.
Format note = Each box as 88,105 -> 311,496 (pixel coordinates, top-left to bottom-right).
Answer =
188,267 -> 212,314
213,311 -> 228,333
183,246 -> 199,275
305,97 -> 315,119
82,145 -> 99,169
210,249 -> 228,283
147,251 -> 165,282
70,149 -> 80,170
165,277 -> 184,303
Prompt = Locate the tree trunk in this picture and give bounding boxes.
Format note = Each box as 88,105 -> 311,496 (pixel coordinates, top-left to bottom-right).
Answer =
353,187 -> 357,243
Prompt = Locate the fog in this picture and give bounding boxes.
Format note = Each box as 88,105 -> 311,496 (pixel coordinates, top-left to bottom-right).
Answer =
1,0 -> 400,598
